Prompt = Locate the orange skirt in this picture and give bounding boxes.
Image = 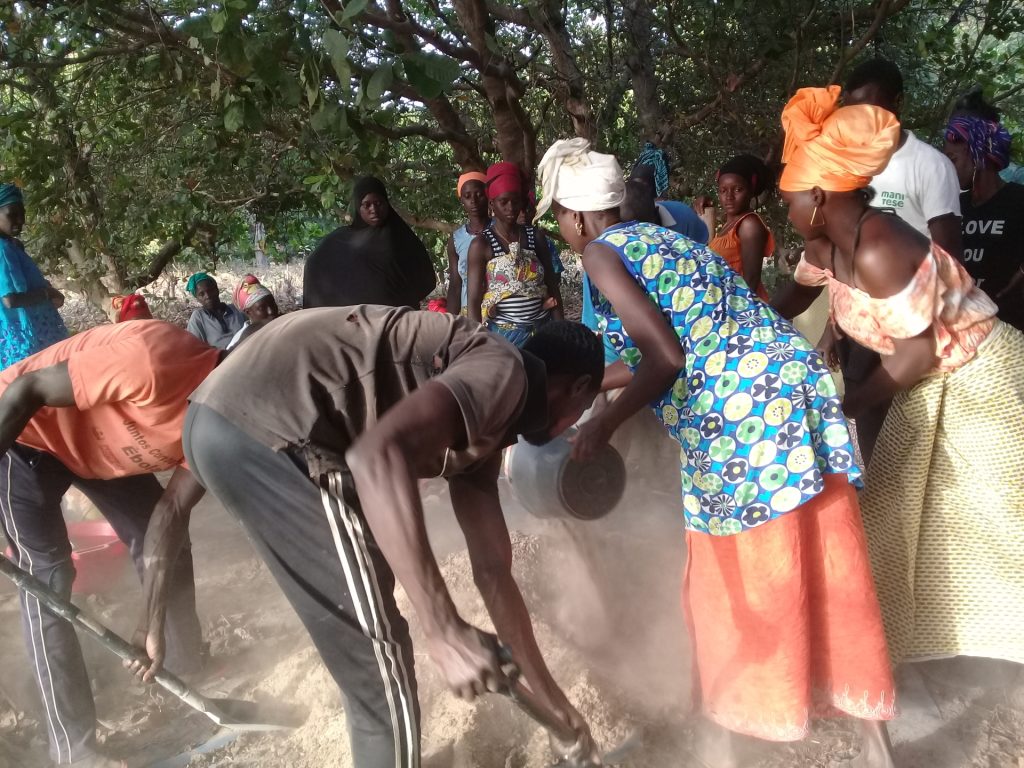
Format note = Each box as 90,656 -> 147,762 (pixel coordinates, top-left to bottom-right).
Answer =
684,474 -> 896,741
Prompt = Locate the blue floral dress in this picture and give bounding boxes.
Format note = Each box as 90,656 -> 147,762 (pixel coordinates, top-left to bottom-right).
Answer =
0,237 -> 67,370
590,222 -> 859,536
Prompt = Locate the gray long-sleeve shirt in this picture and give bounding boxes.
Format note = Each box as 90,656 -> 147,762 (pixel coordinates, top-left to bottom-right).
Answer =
186,303 -> 246,349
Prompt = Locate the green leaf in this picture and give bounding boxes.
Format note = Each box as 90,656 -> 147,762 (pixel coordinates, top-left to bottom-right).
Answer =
365,62 -> 393,103
211,11 -> 227,34
310,103 -> 339,132
323,29 -> 351,84
341,0 -> 368,22
224,102 -> 244,132
401,51 -> 461,99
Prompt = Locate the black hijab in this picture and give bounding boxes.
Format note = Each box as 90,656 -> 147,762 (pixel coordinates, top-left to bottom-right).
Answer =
350,176 -> 389,228
303,176 -> 437,309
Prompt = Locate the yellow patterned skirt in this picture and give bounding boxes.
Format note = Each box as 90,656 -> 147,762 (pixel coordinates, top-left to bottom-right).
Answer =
861,321 -> 1024,664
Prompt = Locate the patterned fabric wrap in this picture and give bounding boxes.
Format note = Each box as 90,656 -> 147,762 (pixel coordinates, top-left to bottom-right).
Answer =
233,274 -> 272,311
186,271 -> 213,296
485,318 -> 547,348
861,321 -> 1024,664
480,226 -> 547,320
0,183 -> 24,209
945,115 -> 1013,172
794,242 -> 997,373
590,222 -> 859,536
0,237 -> 67,369
633,142 -> 671,197
779,86 -> 900,192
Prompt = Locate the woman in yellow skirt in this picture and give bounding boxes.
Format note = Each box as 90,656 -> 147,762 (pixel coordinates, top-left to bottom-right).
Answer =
779,86 -> 1024,668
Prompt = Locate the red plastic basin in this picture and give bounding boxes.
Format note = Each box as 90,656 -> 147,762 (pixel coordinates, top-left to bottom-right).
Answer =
5,521 -> 130,595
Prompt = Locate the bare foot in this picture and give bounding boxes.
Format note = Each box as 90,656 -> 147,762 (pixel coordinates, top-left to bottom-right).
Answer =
851,720 -> 896,768
693,718 -> 740,768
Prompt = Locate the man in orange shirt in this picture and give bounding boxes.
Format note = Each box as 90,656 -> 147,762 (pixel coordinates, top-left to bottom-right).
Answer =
0,320 -> 220,768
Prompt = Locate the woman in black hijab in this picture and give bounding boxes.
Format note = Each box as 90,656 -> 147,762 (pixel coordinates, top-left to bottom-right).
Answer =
302,177 -> 437,308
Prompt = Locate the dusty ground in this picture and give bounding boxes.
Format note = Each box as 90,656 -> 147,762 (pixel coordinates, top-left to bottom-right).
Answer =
2,418 -> 1023,768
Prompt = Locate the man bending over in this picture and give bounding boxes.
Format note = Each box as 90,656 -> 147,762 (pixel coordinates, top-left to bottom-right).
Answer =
131,306 -> 604,767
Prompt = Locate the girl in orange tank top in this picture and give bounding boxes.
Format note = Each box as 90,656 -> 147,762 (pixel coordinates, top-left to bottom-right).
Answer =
700,154 -> 775,300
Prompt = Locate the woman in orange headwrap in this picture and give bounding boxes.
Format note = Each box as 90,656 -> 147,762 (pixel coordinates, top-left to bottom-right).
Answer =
779,87 -> 1024,682
445,171 -> 490,315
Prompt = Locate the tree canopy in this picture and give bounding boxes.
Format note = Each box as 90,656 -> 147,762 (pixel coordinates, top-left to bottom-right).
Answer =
1,0 -> 1022,305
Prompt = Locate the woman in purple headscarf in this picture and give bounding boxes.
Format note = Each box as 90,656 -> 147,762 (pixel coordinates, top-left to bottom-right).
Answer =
944,91 -> 1023,330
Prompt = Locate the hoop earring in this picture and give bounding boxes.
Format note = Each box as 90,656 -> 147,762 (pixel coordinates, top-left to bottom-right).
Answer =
809,206 -> 824,227
575,220 -> 585,236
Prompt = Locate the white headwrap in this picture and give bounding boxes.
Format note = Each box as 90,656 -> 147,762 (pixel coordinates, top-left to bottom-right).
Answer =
534,138 -> 626,221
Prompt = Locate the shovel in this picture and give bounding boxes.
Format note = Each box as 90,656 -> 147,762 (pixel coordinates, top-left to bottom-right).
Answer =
0,554 -> 298,732
497,646 -> 640,767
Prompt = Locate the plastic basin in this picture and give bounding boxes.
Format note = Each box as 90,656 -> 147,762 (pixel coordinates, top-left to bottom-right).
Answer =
5,521 -> 130,595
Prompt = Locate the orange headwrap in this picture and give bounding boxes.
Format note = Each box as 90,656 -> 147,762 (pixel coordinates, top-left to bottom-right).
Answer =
457,172 -> 487,197
779,85 -> 901,192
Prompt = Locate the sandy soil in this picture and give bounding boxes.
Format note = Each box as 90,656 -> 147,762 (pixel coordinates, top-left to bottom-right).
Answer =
2,422 -> 1023,768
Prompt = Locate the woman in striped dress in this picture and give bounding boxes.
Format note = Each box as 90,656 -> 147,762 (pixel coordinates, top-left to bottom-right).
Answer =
467,162 -> 563,346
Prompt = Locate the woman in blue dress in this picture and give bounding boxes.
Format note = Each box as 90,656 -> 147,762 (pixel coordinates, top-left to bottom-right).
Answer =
535,139 -> 896,768
0,184 -> 67,370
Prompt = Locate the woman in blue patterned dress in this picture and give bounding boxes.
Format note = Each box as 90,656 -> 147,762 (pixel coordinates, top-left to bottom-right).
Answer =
0,184 -> 67,370
535,140 -> 896,768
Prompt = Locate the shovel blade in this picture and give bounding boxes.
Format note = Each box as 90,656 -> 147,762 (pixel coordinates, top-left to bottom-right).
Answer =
203,697 -> 308,732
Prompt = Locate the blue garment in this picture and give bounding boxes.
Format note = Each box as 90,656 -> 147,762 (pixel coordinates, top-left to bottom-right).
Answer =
486,317 -> 549,348
0,237 -> 67,370
581,201 -> 708,360
543,235 -> 564,275
452,224 -> 476,308
656,201 -> 709,243
590,222 -> 858,537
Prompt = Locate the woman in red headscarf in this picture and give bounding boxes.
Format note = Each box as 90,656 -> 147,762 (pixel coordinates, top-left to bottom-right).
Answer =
111,294 -> 153,322
780,87 -> 1024,684
466,162 -> 563,346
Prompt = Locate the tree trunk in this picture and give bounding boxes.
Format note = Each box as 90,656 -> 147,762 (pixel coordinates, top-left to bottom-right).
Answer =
452,0 -> 535,169
623,0 -> 667,146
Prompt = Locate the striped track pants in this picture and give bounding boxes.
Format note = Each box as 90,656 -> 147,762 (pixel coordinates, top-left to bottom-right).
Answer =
183,404 -> 421,768
0,446 -> 202,764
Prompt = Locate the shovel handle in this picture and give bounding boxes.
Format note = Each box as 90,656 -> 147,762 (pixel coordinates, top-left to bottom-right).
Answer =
0,555 -> 217,720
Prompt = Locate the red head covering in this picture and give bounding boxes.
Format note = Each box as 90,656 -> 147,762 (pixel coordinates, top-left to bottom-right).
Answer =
111,294 -> 152,322
233,274 -> 273,311
486,162 -> 524,201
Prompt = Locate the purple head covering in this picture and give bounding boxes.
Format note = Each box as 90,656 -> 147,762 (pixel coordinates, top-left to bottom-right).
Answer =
945,115 -> 1012,171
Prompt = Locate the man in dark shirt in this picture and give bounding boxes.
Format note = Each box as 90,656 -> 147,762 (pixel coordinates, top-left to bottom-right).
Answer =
131,307 -> 604,767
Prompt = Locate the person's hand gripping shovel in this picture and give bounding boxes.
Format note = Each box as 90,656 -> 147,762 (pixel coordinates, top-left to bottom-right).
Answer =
0,554 -> 303,733
497,645 -> 641,767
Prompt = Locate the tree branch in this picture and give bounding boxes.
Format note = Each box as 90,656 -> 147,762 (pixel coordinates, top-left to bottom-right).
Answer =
829,0 -> 912,83
126,222 -> 201,291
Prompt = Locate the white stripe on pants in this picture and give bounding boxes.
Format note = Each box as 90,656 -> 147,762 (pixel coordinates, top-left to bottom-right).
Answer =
320,471 -> 420,768
0,452 -> 74,763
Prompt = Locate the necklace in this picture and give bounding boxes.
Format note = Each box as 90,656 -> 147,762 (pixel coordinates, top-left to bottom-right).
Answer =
492,224 -> 519,247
